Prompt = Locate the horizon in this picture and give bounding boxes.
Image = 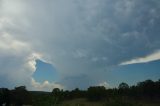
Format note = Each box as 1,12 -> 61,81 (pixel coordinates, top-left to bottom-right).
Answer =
0,0 -> 160,92
4,78 -> 160,92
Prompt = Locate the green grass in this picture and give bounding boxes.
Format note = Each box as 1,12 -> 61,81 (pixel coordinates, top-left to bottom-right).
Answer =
31,95 -> 160,106
59,98 -> 160,106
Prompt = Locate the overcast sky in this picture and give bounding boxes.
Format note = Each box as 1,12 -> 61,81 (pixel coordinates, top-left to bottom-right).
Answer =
0,0 -> 160,91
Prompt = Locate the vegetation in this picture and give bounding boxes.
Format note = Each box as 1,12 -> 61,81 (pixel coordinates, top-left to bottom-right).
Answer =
0,79 -> 160,106
0,86 -> 32,106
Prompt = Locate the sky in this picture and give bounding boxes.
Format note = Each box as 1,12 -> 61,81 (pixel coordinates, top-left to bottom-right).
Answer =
0,0 -> 160,91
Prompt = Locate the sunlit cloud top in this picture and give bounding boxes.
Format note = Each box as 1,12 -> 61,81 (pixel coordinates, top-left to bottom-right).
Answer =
0,0 -> 160,91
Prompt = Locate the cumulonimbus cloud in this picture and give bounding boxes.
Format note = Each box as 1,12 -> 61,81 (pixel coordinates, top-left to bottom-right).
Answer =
0,0 -> 160,90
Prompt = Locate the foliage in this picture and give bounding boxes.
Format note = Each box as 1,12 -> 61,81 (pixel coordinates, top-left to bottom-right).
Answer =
87,86 -> 106,101
0,79 -> 160,106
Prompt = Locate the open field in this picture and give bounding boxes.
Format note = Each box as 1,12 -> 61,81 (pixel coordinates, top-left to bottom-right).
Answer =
59,98 -> 160,106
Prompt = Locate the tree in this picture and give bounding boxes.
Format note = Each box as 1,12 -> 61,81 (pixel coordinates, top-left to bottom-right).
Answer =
10,86 -> 32,106
52,88 -> 61,97
137,79 -> 155,98
87,86 -> 106,101
0,88 -> 10,106
155,79 -> 160,96
52,88 -> 63,104
118,82 -> 129,89
118,82 -> 129,96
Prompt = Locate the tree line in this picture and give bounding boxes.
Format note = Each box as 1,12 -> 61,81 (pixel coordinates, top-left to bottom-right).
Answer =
0,79 -> 160,105
0,86 -> 32,106
52,79 -> 160,102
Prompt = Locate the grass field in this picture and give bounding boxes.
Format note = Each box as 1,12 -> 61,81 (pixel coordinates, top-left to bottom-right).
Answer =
59,98 -> 160,106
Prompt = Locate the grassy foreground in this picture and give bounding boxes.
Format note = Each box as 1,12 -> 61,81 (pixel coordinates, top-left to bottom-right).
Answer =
59,98 -> 160,106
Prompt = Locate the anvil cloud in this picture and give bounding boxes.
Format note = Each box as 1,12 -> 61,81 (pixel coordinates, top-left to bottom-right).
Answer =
0,0 -> 160,91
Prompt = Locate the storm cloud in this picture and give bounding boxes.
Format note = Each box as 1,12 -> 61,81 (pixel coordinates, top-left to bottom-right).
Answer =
0,0 -> 160,90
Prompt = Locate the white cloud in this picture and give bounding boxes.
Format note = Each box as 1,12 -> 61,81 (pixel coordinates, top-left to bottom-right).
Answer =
0,17 -> 13,29
120,50 -> 160,65
99,81 -> 110,89
0,32 -> 30,54
0,33 -> 63,90
25,52 -> 43,74
31,78 -> 64,91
